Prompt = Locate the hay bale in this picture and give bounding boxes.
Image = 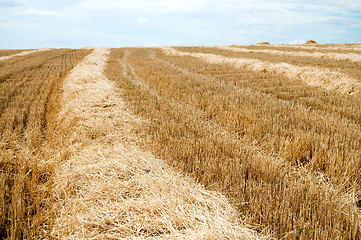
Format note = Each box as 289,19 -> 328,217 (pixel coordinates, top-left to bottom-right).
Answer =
305,40 -> 317,44
256,42 -> 271,45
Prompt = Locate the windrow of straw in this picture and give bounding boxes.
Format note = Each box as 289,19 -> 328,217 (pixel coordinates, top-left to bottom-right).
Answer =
0,48 -> 51,61
162,47 -> 360,95
0,49 -> 91,239
49,47 -> 258,239
180,46 -> 361,84
241,44 -> 361,55
0,50 -> 26,58
215,45 -> 361,62
272,44 -> 361,52
157,47 -> 361,186
105,47 -> 361,239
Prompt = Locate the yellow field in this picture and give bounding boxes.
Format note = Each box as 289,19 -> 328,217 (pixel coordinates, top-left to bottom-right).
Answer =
0,48 -> 91,238
1,44 -> 361,239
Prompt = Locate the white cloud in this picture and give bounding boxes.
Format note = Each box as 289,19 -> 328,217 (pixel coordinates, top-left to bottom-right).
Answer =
337,0 -> 361,10
136,18 -> 149,24
351,20 -> 361,28
78,0 -> 208,13
75,0 -> 359,30
320,16 -> 351,25
1,0 -> 360,48
236,30 -> 247,35
17,9 -> 59,16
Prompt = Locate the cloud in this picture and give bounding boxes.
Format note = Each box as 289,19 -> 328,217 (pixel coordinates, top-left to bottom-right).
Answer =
75,0 -> 359,31
0,0 -> 27,7
1,0 -> 360,48
17,9 -> 59,16
136,18 -> 149,24
320,16 -> 351,25
236,30 -> 247,35
337,0 -> 361,10
78,0 -> 207,13
351,20 -> 361,28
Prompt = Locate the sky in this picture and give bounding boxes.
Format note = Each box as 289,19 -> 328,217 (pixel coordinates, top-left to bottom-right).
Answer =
0,0 -> 360,49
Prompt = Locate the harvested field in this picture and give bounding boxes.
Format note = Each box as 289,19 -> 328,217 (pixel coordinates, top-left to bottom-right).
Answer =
0,50 -> 26,58
164,47 -> 361,94
0,48 -> 91,239
0,49 -> 50,62
1,44 -> 361,239
174,46 -> 361,87
105,47 -> 361,239
241,44 -> 361,55
48,47 -> 258,239
272,43 -> 361,53
216,45 -> 361,62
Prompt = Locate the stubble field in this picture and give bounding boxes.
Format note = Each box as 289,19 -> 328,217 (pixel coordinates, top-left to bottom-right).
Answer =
1,44 -> 361,239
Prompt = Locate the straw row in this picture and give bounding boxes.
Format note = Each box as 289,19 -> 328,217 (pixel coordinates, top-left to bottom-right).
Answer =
106,47 -> 361,239
216,45 -> 361,62
50,47 -> 258,239
162,47 -> 360,95
0,48 -> 51,61
272,44 -> 361,52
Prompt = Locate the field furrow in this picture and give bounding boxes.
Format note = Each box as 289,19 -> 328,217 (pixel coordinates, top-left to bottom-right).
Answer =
104,47 -> 361,239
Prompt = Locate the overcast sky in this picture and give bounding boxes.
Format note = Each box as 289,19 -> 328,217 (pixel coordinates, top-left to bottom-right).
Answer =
0,0 -> 360,48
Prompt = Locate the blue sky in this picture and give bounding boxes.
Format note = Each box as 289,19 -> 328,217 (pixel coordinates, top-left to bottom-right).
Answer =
0,0 -> 360,48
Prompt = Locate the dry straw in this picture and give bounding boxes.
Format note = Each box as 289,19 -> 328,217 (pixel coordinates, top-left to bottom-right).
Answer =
50,47 -> 259,239
215,45 -> 361,62
0,48 -> 51,61
162,47 -> 361,95
273,44 -> 361,52
107,47 -> 361,239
